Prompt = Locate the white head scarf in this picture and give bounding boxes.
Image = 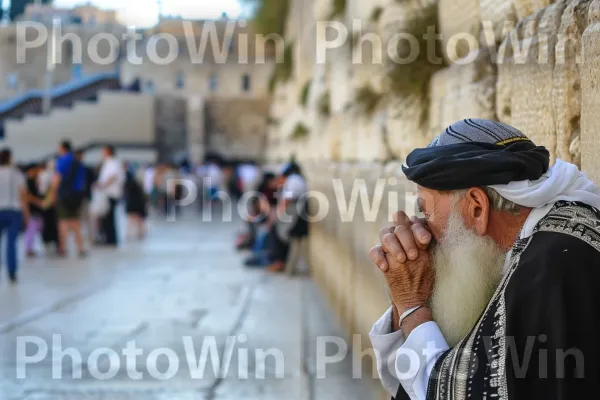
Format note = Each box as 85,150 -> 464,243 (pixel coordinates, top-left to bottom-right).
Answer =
490,159 -> 600,238
490,159 -> 600,210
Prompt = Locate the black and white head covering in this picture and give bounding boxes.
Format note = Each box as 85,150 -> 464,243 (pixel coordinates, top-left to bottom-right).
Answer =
402,119 -> 600,215
402,119 -> 550,191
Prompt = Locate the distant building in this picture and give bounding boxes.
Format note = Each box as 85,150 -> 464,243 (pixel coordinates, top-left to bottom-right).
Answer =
0,14 -> 276,164
21,3 -> 118,25
121,18 -> 276,161
121,18 -> 276,98
0,3 -> 125,101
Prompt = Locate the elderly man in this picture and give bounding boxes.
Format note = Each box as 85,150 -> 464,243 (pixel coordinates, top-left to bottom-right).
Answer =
369,119 -> 600,400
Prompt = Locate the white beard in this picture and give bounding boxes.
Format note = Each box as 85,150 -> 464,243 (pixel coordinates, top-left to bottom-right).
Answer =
430,210 -> 508,347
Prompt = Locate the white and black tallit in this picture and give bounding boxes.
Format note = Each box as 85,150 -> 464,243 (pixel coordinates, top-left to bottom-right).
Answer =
395,201 -> 600,400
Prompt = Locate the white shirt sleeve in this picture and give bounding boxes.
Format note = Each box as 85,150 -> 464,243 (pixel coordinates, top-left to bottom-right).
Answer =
282,175 -> 307,200
369,308 -> 450,399
15,169 -> 25,190
99,159 -> 125,198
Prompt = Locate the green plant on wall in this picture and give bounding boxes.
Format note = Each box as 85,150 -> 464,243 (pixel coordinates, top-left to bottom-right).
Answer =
383,2 -> 441,98
291,123 -> 310,140
267,116 -> 280,126
268,42 -> 295,94
241,0 -> 290,36
352,31 -> 362,49
318,91 -> 331,116
355,85 -> 384,116
243,0 -> 292,94
300,81 -> 311,107
268,73 -> 278,94
328,0 -> 346,19
280,43 -> 294,82
370,7 -> 383,23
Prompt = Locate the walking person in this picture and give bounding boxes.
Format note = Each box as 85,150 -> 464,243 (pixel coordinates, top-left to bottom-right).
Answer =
38,160 -> 60,254
76,150 -> 97,246
124,169 -> 148,240
24,164 -> 45,258
0,148 -> 30,283
95,145 -> 124,247
49,140 -> 87,257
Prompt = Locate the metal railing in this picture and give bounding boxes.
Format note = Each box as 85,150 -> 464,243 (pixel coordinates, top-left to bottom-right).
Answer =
0,73 -> 140,138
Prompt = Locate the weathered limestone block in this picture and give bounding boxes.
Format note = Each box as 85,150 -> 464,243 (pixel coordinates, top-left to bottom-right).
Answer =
272,81 -> 301,127
296,18 -> 318,85
324,163 -> 341,236
581,0 -> 600,183
327,115 -> 344,162
328,45 -> 353,115
553,0 -> 592,166
438,0 -> 482,63
513,0 -> 557,19
339,117 -> 359,161
378,2 -> 417,42
309,225 -> 344,322
338,113 -> 388,163
309,162 -> 356,327
386,94 -> 433,161
430,49 -> 497,136
305,120 -> 327,162
353,117 -> 389,162
307,63 -> 329,119
308,224 -> 327,293
347,0 -> 382,21
478,1 -> 560,44
479,0 -> 519,44
335,163 -> 358,254
496,1 -> 566,159
313,0 -> 331,20
342,164 -> 368,333
286,0 -> 314,41
352,63 -> 384,91
352,162 -> 392,335
428,68 -> 452,136
305,161 -> 408,339
495,42 -> 514,126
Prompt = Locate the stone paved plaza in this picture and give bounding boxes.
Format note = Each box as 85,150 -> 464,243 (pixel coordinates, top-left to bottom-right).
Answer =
0,212 -> 382,399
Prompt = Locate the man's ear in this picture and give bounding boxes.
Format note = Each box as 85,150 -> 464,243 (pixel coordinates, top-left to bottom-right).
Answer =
464,187 -> 490,235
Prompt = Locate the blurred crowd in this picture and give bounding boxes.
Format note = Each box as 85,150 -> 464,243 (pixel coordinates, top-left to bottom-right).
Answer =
0,141 -> 148,284
0,142 -> 309,284
226,160 -> 310,274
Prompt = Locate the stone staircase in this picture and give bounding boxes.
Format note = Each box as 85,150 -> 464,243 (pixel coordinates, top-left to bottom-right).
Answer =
0,76 -> 155,163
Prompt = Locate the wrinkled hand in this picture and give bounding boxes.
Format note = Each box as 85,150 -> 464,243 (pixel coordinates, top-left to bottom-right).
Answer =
369,211 -> 435,312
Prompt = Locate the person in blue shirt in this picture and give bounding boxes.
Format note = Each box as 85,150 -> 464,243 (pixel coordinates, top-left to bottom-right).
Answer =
49,140 -> 87,257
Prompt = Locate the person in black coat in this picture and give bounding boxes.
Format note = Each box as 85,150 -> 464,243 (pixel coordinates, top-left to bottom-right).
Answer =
124,170 -> 148,239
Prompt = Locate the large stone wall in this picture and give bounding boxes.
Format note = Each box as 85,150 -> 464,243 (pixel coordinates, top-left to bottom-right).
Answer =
496,2 -> 565,160
581,0 -> 600,183
266,0 -> 600,380
205,98 -> 271,161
